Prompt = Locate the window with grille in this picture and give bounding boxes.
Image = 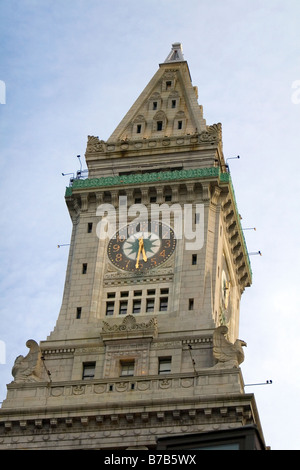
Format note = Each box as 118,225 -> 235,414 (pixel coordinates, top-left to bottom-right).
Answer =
132,300 -> 141,314
106,302 -> 114,316
120,361 -> 135,377
119,301 -> 128,315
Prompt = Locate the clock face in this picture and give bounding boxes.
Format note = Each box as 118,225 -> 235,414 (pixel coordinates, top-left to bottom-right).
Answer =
107,220 -> 176,272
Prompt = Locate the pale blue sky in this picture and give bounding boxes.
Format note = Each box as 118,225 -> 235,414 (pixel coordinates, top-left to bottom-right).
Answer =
1,0 -> 300,450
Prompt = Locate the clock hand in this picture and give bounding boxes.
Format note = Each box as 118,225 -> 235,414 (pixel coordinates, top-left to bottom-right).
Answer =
142,245 -> 147,262
135,237 -> 143,268
139,237 -> 148,262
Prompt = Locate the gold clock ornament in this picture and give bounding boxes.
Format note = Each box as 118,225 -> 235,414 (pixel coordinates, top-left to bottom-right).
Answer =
107,220 -> 176,272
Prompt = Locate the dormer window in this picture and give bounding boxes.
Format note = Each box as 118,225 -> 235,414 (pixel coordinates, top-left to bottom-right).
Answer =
132,115 -> 145,137
167,91 -> 180,109
173,111 -> 186,133
153,111 -> 167,133
166,81 -> 172,90
157,121 -> 163,131
149,93 -> 161,112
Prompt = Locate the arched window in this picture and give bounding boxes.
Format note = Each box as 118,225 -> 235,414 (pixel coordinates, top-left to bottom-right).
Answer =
132,115 -> 146,137
153,111 -> 167,133
173,111 -> 186,133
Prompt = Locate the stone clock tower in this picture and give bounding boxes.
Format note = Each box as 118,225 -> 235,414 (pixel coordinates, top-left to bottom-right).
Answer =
0,44 -> 266,450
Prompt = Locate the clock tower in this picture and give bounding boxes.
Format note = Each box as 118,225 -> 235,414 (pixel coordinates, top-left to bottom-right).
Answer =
0,44 -> 266,450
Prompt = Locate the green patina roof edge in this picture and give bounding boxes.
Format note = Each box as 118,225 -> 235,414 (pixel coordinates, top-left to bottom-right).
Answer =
226,177 -> 252,280
65,166 -> 251,279
66,167 -> 225,196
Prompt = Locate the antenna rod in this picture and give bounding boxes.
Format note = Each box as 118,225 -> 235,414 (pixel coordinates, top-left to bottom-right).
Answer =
245,380 -> 273,387
77,155 -> 82,171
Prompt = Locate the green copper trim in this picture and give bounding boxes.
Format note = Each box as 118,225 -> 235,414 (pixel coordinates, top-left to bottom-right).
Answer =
65,187 -> 73,197
66,166 -> 227,195
227,177 -> 252,279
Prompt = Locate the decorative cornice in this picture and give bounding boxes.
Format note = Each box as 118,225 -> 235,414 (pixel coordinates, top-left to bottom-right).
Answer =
0,388 -> 257,450
66,166 -> 228,196
85,125 -> 222,158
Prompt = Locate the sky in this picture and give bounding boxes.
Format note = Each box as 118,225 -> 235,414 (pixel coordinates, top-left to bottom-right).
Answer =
0,0 -> 300,450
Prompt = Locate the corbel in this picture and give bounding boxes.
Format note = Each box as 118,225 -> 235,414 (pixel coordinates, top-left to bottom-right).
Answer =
80,193 -> 88,212
211,186 -> 222,206
186,182 -> 194,202
202,182 -> 211,202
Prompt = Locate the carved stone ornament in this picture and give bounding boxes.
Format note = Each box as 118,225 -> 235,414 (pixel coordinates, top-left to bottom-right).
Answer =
199,123 -> 222,143
212,326 -> 247,369
11,340 -> 44,383
86,135 -> 105,153
102,315 -> 158,341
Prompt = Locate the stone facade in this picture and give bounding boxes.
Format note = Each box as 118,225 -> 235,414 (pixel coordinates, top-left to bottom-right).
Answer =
0,44 -> 265,450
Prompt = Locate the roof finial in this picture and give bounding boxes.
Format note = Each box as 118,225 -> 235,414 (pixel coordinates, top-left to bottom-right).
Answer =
164,43 -> 184,63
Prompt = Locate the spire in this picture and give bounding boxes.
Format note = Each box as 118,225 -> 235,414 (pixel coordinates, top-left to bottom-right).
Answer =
106,43 -> 207,142
164,42 -> 185,63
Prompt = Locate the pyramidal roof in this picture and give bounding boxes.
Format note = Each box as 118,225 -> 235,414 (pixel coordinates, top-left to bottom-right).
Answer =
107,43 -> 206,142
164,42 -> 185,63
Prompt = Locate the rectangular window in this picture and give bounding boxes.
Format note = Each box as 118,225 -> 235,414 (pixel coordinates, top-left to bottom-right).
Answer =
82,362 -> 96,380
171,99 -> 176,108
177,120 -> 182,129
158,358 -> 172,374
136,124 -> 142,134
189,299 -> 194,311
146,298 -> 155,312
120,291 -> 129,297
132,299 -> 141,314
134,290 -> 142,297
82,263 -> 87,274
87,222 -> 93,233
156,121 -> 163,131
119,301 -> 128,315
165,194 -> 172,202
152,101 -> 157,110
159,297 -> 168,311
192,254 -> 197,265
147,289 -> 156,296
160,288 -> 169,295
106,301 -> 114,316
150,196 -> 157,203
166,81 -> 172,90
76,307 -> 82,319
120,361 -> 135,377
107,292 -> 116,298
